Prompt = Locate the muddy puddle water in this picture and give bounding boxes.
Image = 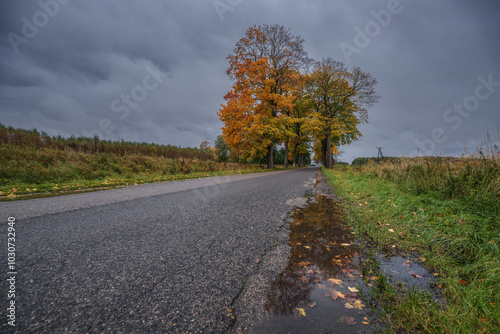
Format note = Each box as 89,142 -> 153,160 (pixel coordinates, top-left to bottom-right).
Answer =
251,195 -> 376,333
251,194 -> 439,334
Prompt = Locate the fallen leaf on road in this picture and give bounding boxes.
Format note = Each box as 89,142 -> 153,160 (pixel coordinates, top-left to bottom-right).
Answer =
353,300 -> 365,310
294,308 -> 306,317
418,257 -> 426,262
410,273 -> 423,278
362,321 -> 370,325
348,287 -> 359,293
306,301 -> 316,308
344,302 -> 354,309
330,289 -> 345,300
328,278 -> 343,286
344,316 -> 357,326
341,243 -> 351,246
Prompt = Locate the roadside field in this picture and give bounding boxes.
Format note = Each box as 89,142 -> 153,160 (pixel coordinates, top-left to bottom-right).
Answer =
322,159 -> 499,333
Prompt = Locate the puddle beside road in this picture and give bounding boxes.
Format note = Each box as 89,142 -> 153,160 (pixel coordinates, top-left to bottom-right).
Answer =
377,255 -> 441,303
250,193 -> 439,333
252,195 -> 376,333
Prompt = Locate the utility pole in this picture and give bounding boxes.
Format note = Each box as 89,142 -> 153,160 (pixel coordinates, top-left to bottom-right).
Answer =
377,147 -> 384,162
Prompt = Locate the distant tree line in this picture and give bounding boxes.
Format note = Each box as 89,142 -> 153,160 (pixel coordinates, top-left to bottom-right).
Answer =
0,124 -> 215,161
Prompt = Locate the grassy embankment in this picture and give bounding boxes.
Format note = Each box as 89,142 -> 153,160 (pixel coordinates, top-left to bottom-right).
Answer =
0,125 -> 275,200
323,156 -> 499,333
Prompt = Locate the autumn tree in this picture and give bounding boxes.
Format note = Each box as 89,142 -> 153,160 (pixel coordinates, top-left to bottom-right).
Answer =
305,58 -> 379,168
289,77 -> 313,166
200,140 -> 210,151
218,24 -> 310,169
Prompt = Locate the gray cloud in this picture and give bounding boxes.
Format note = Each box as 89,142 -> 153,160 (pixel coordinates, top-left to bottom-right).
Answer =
1,0 -> 499,162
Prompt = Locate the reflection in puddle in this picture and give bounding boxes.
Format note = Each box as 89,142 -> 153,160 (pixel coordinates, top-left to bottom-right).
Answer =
377,255 -> 441,302
253,195 -> 376,333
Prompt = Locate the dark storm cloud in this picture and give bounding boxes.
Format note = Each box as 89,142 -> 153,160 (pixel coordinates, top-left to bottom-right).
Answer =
1,0 -> 499,161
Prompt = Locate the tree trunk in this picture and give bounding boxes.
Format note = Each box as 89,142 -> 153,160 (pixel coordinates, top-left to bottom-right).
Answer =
292,145 -> 297,167
267,144 -> 274,169
284,140 -> 289,168
325,132 -> 333,169
321,138 -> 327,166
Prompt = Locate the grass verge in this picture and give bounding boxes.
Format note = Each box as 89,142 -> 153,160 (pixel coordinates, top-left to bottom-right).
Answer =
322,166 -> 499,333
0,166 -> 295,201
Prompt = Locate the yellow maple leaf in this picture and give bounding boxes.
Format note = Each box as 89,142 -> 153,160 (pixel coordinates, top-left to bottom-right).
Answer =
353,300 -> 365,310
348,286 -> 359,293
344,302 -> 354,309
328,278 -> 343,286
295,308 -> 306,317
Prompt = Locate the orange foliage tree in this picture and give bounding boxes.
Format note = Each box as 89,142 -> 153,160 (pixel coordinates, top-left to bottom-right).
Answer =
218,24 -> 310,168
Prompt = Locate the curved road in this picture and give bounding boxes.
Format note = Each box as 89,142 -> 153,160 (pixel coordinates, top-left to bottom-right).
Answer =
1,167 -> 318,333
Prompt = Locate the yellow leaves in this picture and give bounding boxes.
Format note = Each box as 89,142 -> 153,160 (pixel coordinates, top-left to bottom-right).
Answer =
347,286 -> 359,293
343,300 -> 365,310
352,300 -> 365,310
328,278 -> 343,286
294,307 -> 306,318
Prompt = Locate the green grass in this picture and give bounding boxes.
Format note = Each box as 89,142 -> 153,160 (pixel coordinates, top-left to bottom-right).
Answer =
0,144 -> 288,200
323,166 -> 499,333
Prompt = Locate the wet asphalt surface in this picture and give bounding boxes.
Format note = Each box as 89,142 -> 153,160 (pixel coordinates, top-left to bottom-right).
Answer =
0,167 -> 318,333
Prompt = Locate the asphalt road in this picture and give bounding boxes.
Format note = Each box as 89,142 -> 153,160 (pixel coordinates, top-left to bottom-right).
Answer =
1,167 -> 318,333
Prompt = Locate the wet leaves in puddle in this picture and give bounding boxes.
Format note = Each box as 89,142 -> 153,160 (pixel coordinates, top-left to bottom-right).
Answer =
293,308 -> 306,318
261,194 -> 371,331
342,316 -> 357,326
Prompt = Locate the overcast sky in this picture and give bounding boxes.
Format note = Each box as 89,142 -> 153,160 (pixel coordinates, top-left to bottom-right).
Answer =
1,0 -> 499,163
